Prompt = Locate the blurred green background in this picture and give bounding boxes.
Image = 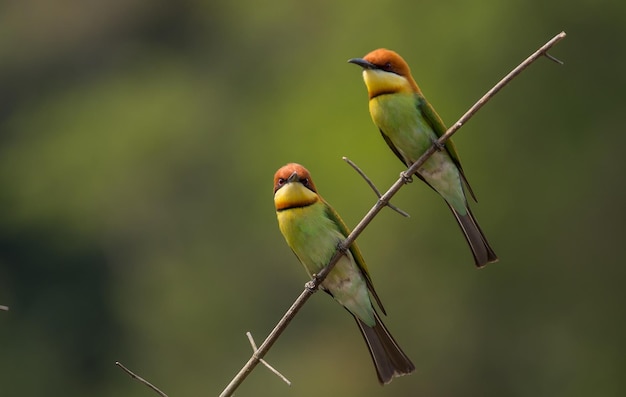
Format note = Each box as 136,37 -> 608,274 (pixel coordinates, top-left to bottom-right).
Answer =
1,1 -> 625,396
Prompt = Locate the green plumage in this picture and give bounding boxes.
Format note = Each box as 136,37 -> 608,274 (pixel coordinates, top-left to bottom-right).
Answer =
371,92 -> 467,208
278,199 -> 377,325
349,49 -> 497,266
370,90 -> 497,266
273,164 -> 414,383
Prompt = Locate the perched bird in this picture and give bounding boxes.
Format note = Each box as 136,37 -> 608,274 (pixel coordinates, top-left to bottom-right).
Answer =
273,163 -> 414,384
348,49 -> 498,267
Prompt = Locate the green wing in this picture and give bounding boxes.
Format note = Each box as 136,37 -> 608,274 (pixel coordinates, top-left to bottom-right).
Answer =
323,199 -> 387,315
380,130 -> 409,167
416,93 -> 477,201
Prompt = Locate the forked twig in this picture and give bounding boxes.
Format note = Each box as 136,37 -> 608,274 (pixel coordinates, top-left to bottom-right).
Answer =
246,332 -> 291,385
343,156 -> 410,217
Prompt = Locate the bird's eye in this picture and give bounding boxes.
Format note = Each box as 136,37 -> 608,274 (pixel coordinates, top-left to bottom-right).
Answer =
384,62 -> 392,71
277,178 -> 286,186
301,178 -> 309,186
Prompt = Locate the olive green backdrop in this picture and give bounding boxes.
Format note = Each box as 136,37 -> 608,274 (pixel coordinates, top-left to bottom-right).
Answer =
1,1 -> 624,396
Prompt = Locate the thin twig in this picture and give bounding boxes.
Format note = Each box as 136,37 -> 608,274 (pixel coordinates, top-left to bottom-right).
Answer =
116,361 -> 169,397
219,281 -> 322,397
246,332 -> 291,385
343,157 -> 410,217
544,52 -> 564,65
0,305 -> 8,311
219,31 -> 566,397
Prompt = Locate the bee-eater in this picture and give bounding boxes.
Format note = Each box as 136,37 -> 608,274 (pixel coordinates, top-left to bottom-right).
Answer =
348,49 -> 498,267
273,163 -> 415,384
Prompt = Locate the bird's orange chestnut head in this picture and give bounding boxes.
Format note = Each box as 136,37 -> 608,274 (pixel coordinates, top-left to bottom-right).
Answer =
273,163 -> 320,211
273,163 -> 318,194
348,48 -> 421,96
363,49 -> 412,79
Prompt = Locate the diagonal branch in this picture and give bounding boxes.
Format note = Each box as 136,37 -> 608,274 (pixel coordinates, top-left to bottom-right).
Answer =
349,31 -> 568,245
222,31 -> 567,397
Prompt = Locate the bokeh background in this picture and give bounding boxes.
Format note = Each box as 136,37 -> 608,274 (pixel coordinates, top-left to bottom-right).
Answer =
1,1 -> 625,396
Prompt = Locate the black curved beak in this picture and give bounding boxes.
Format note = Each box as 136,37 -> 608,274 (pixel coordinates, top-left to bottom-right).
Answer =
348,58 -> 377,70
287,171 -> 299,183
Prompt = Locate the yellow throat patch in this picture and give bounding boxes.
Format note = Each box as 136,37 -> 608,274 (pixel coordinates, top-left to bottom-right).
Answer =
274,182 -> 319,211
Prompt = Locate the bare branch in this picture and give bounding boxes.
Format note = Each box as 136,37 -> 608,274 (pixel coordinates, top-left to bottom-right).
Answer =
219,282 -> 321,397
0,305 -> 8,311
343,156 -> 410,218
219,31 -> 566,397
246,332 -> 291,385
116,361 -> 169,397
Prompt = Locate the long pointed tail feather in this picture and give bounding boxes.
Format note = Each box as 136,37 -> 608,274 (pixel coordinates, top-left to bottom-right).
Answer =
447,203 -> 498,267
354,312 -> 415,385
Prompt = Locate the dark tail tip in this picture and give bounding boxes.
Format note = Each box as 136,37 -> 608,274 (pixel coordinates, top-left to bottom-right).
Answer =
448,204 -> 498,267
355,314 -> 415,385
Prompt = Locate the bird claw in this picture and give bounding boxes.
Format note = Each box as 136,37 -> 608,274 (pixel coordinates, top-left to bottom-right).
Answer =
400,171 -> 413,184
431,137 -> 445,151
305,279 -> 317,291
